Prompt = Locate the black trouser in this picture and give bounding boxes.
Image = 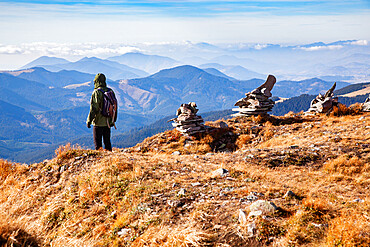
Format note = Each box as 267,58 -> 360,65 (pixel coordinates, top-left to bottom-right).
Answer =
93,126 -> 112,151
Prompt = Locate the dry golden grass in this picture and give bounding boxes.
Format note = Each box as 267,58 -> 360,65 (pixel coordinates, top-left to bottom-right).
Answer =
132,224 -> 212,247
349,102 -> 364,113
251,114 -> 266,124
0,112 -> 369,246
0,160 -> 28,183
325,208 -> 370,247
0,214 -> 40,247
235,134 -> 252,148
324,155 -> 369,175
262,121 -> 274,139
186,143 -> 213,154
0,159 -> 13,181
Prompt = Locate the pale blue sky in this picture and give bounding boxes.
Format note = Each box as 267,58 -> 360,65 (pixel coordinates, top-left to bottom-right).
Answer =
1,1 -> 369,16
0,0 -> 369,69
0,0 -> 369,44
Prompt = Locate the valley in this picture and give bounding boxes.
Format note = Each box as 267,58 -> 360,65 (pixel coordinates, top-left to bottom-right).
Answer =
0,42 -> 369,163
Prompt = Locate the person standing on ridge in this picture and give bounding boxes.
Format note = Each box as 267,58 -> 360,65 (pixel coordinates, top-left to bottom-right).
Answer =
86,73 -> 117,151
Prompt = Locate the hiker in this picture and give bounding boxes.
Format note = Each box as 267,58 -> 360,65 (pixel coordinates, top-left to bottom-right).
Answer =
86,73 -> 117,151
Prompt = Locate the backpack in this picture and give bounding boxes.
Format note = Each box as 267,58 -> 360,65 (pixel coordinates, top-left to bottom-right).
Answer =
98,88 -> 118,129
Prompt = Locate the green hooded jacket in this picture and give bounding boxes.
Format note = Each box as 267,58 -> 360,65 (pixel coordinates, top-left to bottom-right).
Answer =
86,73 -> 116,127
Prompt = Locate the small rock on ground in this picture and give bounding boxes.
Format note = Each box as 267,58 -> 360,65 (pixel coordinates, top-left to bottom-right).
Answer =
178,188 -> 186,196
212,168 -> 229,178
249,200 -> 278,215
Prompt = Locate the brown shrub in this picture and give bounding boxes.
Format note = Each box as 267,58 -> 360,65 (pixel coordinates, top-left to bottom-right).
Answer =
199,134 -> 214,144
330,103 -> 350,116
256,218 -> 286,243
330,103 -> 364,117
285,198 -> 333,245
325,210 -> 370,247
0,159 -> 14,181
302,197 -> 333,213
252,114 -> 266,124
166,129 -> 182,142
235,134 -> 252,148
187,143 -> 212,154
262,121 -> 274,139
55,142 -> 72,157
0,160 -> 27,184
55,143 -> 82,160
324,155 -> 369,176
349,103 -> 365,114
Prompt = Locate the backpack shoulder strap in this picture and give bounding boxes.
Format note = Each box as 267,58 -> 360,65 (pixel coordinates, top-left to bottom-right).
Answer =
97,88 -> 105,94
97,88 -> 114,95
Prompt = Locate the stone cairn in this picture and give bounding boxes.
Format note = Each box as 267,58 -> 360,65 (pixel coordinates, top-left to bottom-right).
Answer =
169,102 -> 206,135
306,82 -> 338,114
362,96 -> 370,112
232,75 -> 276,117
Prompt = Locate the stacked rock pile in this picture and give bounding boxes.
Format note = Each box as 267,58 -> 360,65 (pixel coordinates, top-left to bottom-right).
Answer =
306,82 -> 338,114
170,102 -> 206,136
363,96 -> 370,112
232,75 -> 276,117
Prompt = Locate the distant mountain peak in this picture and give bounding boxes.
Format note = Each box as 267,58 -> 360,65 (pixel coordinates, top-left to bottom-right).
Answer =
107,53 -> 180,74
21,56 -> 70,69
78,57 -> 102,62
301,42 -> 326,48
202,68 -> 235,80
167,64 -> 200,71
150,65 -> 204,79
4,67 -> 56,77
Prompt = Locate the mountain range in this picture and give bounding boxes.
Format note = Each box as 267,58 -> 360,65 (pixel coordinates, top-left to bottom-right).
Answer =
199,63 -> 265,80
1,47 -> 369,163
107,52 -> 181,74
16,56 -> 354,115
22,56 -> 149,80
21,53 -> 267,81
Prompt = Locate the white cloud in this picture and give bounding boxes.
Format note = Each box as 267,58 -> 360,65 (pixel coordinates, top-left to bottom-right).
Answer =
72,46 -> 141,56
0,43 -> 141,57
0,45 -> 24,54
300,45 -> 343,51
298,39 -> 369,51
254,44 -> 268,50
345,40 -> 368,46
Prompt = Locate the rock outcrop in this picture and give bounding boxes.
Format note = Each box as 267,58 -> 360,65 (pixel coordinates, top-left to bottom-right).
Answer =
363,96 -> 370,112
170,102 -> 206,135
232,75 -> 276,117
306,82 -> 338,114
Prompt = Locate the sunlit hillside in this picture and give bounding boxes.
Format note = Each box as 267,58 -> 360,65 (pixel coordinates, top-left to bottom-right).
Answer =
1,106 -> 369,246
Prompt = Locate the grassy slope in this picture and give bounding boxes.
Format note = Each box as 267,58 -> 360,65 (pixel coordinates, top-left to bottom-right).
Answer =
0,109 -> 369,246
335,82 -> 370,96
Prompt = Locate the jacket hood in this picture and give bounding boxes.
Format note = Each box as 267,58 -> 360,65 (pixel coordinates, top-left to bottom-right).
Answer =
94,73 -> 106,89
